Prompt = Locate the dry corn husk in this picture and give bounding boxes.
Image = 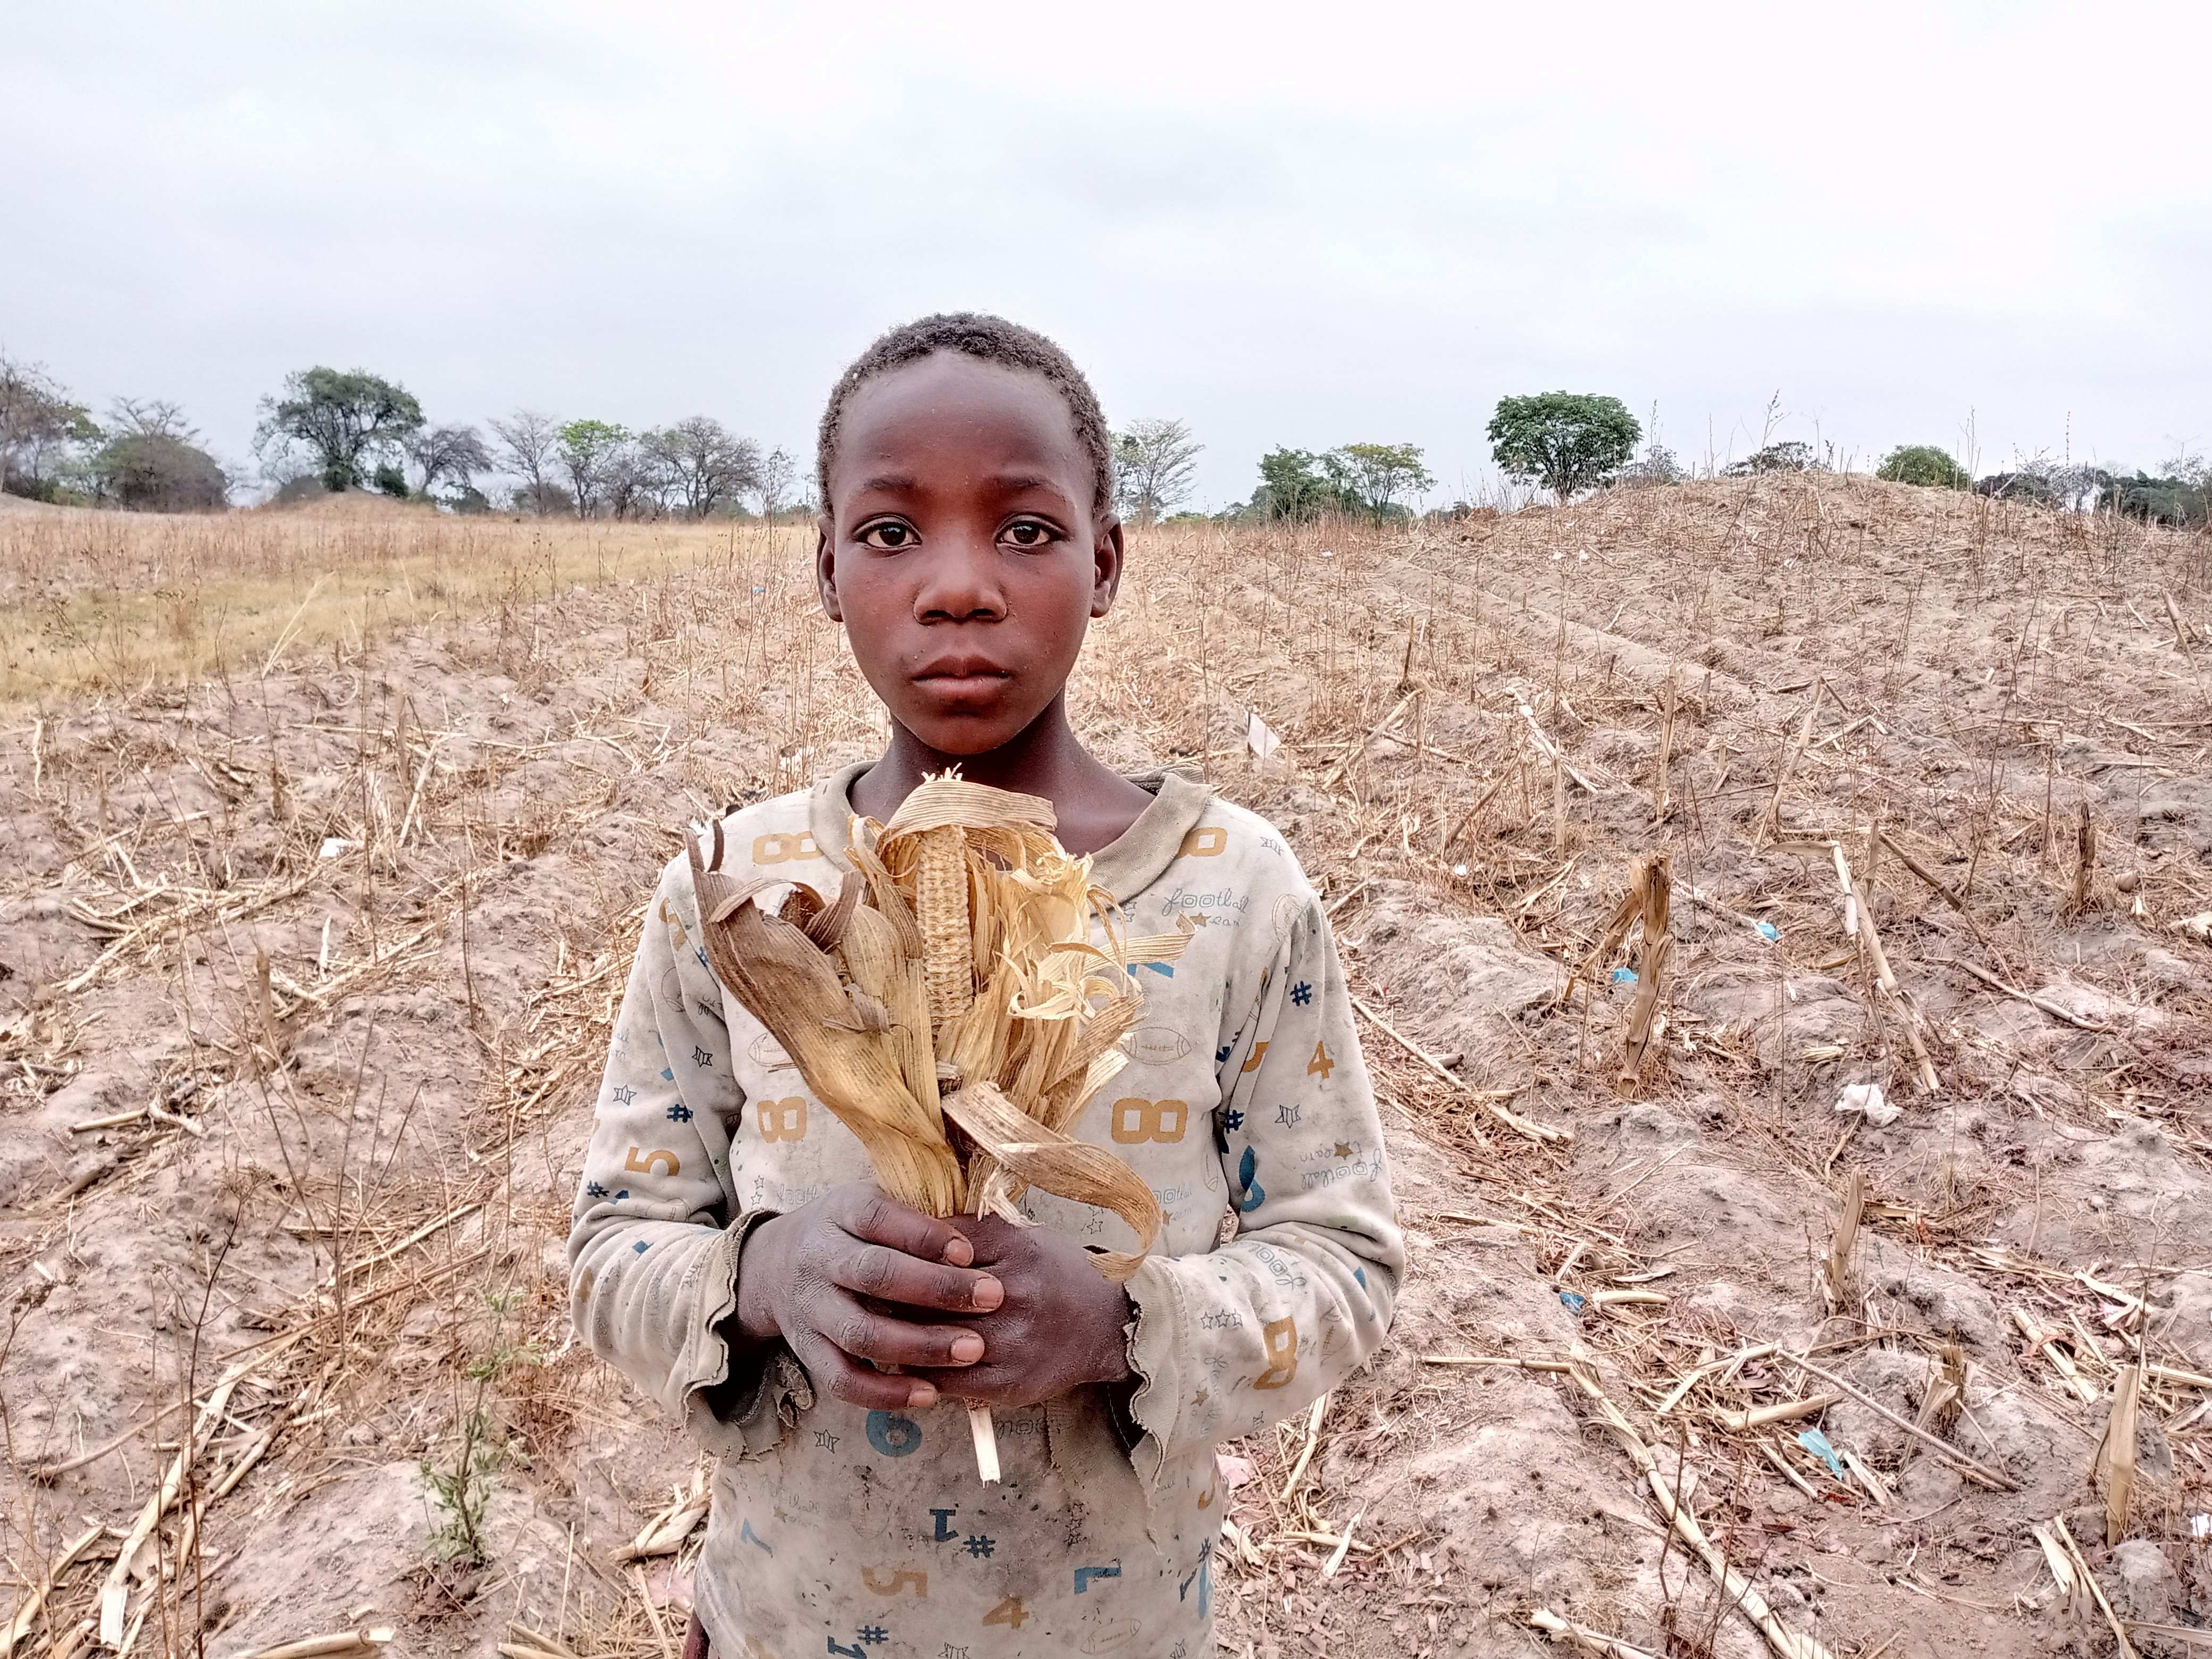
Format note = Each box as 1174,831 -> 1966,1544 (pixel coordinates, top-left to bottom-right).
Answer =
689,772 -> 1192,1477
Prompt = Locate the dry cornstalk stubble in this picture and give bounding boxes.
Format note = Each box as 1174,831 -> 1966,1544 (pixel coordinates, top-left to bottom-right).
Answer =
689,772 -> 1191,1478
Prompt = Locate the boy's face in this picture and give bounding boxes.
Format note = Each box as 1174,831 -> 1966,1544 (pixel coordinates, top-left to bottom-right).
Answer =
816,354 -> 1124,757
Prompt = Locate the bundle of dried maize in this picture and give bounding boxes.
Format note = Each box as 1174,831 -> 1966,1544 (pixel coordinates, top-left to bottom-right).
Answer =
688,772 -> 1191,1478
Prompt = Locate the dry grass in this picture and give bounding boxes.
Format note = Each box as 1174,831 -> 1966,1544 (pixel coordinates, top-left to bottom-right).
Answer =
4,473 -> 2211,1657
0,493 -> 812,709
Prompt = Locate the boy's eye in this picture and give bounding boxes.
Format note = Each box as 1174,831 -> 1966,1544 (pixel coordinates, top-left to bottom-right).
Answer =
857,522 -> 915,550
1000,520 -> 1059,549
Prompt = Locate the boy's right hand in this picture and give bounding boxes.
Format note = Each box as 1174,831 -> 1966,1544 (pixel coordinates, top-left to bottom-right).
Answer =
732,1183 -> 1003,1410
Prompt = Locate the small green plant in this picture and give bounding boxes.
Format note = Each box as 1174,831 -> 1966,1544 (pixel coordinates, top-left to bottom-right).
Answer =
1875,444 -> 1970,489
420,1286 -> 529,1565
1486,392 -> 1640,501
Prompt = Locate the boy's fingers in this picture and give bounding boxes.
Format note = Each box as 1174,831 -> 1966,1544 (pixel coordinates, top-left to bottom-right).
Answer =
791,1335 -> 940,1411
836,1188 -> 971,1267
816,1294 -> 987,1370
831,1244 -> 1002,1313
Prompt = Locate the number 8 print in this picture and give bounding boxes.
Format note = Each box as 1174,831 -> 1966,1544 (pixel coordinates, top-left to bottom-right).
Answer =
1109,1098 -> 1188,1145
757,1095 -> 808,1142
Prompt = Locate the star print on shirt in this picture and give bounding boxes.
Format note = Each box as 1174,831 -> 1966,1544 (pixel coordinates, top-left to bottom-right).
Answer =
813,1429 -> 840,1451
691,1045 -> 714,1067
1290,981 -> 1313,1007
1276,1102 -> 1302,1127
610,1083 -> 636,1107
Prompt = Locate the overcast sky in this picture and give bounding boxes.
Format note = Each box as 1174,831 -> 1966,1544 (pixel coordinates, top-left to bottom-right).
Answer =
6,1 -> 2207,507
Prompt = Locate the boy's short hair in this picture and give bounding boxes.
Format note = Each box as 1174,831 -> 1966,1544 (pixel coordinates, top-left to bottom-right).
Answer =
816,312 -> 1115,517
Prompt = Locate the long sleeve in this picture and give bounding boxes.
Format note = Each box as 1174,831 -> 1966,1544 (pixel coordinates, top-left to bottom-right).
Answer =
567,852 -> 802,1457
1119,881 -> 1403,1485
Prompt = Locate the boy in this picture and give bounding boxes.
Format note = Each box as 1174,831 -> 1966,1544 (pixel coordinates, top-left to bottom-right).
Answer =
570,314 -> 1402,1659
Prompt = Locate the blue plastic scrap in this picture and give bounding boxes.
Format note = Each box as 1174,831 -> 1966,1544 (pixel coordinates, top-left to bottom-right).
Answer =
1611,966 -> 1638,985
1797,1428 -> 1845,1478
1753,920 -> 1781,943
1558,1290 -> 1587,1313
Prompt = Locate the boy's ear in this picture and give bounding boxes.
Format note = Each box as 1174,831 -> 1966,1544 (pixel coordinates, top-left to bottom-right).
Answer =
1091,515 -> 1126,619
814,514 -> 842,622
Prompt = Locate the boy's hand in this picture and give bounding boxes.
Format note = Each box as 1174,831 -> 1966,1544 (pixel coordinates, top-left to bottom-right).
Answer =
733,1183 -> 1003,1411
907,1214 -> 1134,1409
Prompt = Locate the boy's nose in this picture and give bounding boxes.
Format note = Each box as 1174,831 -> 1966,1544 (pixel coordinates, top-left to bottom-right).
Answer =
914,536 -> 1007,622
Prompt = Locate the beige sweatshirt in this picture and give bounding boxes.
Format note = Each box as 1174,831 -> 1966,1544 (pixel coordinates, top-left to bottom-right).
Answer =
569,764 -> 1403,1659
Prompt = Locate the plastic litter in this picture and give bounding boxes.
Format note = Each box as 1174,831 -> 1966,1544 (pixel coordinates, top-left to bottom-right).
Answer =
2192,1513 -> 2210,1540
1797,1428 -> 1845,1478
1753,920 -> 1781,943
317,837 -> 361,859
1558,1290 -> 1586,1313
1611,966 -> 1638,985
1835,1082 -> 1900,1128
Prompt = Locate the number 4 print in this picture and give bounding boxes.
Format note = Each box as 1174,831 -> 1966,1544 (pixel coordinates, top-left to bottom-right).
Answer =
983,1597 -> 1029,1629
1307,1040 -> 1334,1080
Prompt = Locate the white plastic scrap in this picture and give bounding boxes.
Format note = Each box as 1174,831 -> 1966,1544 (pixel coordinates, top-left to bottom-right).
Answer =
1246,707 -> 1281,761
317,836 -> 361,860
2176,911 -> 2212,942
1835,1082 -> 1900,1127
2193,1513 -> 2210,1540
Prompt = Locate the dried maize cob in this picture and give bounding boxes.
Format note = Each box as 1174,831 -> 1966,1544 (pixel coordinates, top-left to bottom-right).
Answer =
914,824 -> 974,1034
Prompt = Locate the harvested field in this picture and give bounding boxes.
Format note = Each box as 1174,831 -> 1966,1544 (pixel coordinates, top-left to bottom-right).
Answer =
4,475 -> 2210,1659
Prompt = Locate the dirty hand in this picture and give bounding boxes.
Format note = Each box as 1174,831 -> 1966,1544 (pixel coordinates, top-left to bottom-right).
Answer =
906,1213 -> 1134,1410
732,1183 -> 1003,1410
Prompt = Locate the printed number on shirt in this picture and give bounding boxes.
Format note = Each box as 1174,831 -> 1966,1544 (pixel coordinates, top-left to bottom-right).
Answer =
861,1567 -> 927,1597
1109,1098 -> 1188,1145
758,1095 -> 808,1142
982,1598 -> 1029,1630
1253,1316 -> 1298,1390
1179,825 -> 1227,858
752,831 -> 819,865
624,1147 -> 681,1178
1307,1041 -> 1334,1080
1239,1040 -> 1269,1075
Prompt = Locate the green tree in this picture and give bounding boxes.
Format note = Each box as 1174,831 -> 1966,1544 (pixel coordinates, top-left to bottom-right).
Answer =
1,355 -> 99,500
1875,445 -> 1970,489
255,367 -> 423,492
1112,418 -> 1204,527
1323,442 -> 1434,521
556,418 -> 631,517
1253,448 -> 1334,522
1486,392 -> 1640,501
93,400 -> 228,511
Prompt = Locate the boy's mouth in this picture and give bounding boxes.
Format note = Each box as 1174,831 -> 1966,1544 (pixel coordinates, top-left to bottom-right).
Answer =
912,653 -> 1015,695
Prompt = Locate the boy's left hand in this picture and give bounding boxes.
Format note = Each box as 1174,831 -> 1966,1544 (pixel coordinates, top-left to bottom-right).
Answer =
904,1214 -> 1132,1408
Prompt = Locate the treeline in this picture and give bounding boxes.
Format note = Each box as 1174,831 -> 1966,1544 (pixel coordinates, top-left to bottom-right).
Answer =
0,357 -> 802,521
6,353 -> 2204,528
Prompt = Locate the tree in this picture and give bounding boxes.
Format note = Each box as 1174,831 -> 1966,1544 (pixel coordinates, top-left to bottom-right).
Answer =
758,447 -> 798,518
1486,393 -> 1640,501
642,416 -> 761,519
255,367 -> 423,492
1875,445 -> 1970,489
1252,448 -> 1336,522
602,441 -> 663,520
1617,441 -> 1683,489
1726,440 -> 1817,476
1,355 -> 98,499
407,423 -> 494,499
1112,418 -> 1203,527
489,409 -> 561,515
555,418 -> 630,517
93,399 -> 228,511
1323,442 -> 1434,521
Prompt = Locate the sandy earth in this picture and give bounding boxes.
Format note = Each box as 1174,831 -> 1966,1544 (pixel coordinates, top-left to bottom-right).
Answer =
3,475 -> 2210,1659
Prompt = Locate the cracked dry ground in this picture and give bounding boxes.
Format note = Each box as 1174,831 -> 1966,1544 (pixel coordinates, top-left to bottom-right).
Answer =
4,474 -> 2212,1659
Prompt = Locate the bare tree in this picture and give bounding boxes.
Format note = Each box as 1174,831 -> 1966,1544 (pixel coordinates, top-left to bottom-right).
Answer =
489,409 -> 560,515
642,416 -> 763,519
604,439 -> 666,520
107,397 -> 196,441
1112,418 -> 1204,527
758,447 -> 798,518
407,423 -> 494,498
